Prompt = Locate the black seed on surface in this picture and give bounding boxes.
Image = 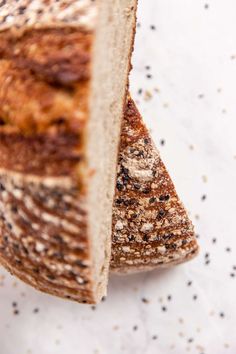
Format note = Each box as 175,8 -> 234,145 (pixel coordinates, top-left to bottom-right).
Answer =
75,260 -> 87,268
193,295 -> 198,300
133,325 -> 138,331
162,306 -> 167,312
226,247 -> 231,252
220,312 -> 225,318
11,205 -> 18,213
116,181 -> 123,191
157,209 -> 165,219
18,6 -> 26,14
212,238 -> 217,243
12,302 -> 17,308
150,25 -> 156,30
201,194 -> 207,201
159,195 -> 170,202
141,298 -> 149,304
128,235 -> 135,242
13,309 -> 19,315
6,223 -> 12,230
152,335 -> 158,340
33,308 -> 39,314
230,273 -> 235,278
160,139 -> 165,146
187,281 -> 192,287
167,295 -> 172,301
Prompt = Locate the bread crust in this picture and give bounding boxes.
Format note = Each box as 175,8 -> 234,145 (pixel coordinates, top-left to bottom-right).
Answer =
111,98 -> 199,273
0,22 -> 96,301
0,2 -> 138,303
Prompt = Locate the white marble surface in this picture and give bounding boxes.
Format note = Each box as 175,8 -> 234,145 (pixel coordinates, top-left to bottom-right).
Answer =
1,1 -> 236,353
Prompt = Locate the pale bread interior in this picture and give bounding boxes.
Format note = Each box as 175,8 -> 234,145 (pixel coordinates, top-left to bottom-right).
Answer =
87,0 -> 137,302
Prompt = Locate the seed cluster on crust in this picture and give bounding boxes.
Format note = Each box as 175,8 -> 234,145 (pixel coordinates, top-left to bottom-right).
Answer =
111,98 -> 198,272
0,0 -> 97,33
0,170 -> 93,302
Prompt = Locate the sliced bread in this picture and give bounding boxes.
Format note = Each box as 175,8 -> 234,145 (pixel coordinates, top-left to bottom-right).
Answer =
0,0 -> 137,303
111,97 -> 199,273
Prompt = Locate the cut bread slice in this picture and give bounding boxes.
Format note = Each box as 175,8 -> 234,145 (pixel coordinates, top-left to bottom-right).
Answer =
111,97 -> 199,273
0,1 -> 137,303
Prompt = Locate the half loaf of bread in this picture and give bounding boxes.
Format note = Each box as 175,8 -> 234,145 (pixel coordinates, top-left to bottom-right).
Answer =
0,0 -> 137,304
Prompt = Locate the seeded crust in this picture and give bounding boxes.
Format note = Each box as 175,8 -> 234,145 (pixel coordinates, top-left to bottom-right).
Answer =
0,18 -> 96,301
0,1 -> 138,303
111,98 -> 199,273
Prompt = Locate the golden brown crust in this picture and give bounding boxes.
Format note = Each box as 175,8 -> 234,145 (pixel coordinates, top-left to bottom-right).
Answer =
0,26 -> 95,303
0,28 -> 91,133
111,98 -> 199,273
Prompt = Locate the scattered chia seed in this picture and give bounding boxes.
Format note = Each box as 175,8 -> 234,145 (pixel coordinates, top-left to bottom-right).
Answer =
162,306 -> 167,312
201,194 -> 207,201
187,281 -> 192,287
33,308 -> 39,314
198,94 -> 205,99
141,298 -> 149,304
133,325 -> 138,331
160,139 -> 165,146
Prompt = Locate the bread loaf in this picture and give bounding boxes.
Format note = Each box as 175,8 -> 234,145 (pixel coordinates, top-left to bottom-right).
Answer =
111,98 -> 199,273
0,1 -> 137,304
